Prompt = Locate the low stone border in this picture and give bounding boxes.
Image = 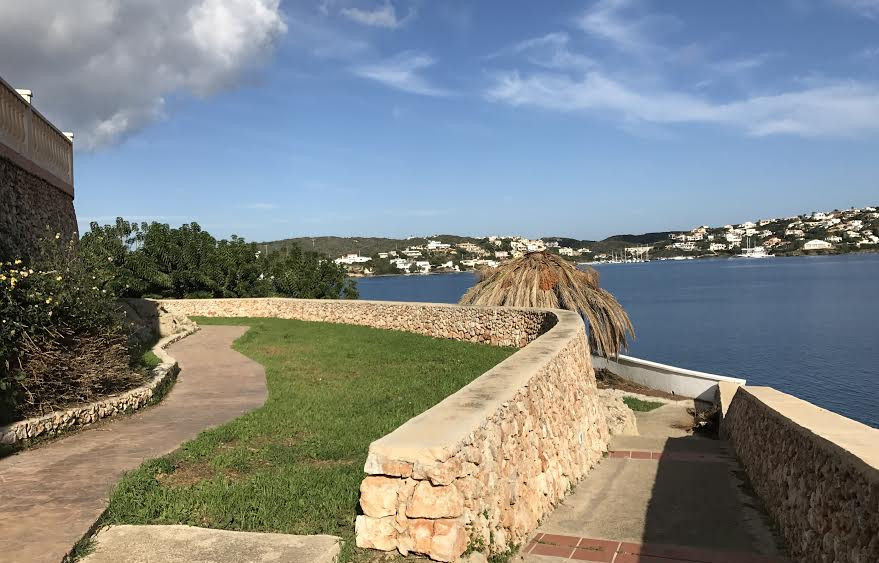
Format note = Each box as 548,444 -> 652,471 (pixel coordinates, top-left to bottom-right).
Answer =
0,326 -> 198,446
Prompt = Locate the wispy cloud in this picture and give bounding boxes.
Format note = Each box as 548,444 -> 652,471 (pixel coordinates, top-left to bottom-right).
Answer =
352,51 -> 450,96
341,1 -> 413,29
247,202 -> 279,210
833,0 -> 879,18
576,0 -> 680,56
486,32 -> 595,71
486,70 -> 879,137
858,45 -> 879,58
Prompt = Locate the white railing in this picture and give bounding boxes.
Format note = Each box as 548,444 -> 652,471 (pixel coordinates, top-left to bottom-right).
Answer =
592,353 -> 746,402
0,75 -> 73,194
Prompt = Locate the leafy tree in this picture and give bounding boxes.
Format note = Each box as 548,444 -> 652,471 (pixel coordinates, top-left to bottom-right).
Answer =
79,220 -> 356,299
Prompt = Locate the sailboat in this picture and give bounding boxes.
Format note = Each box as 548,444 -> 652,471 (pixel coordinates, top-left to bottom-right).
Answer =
736,235 -> 772,258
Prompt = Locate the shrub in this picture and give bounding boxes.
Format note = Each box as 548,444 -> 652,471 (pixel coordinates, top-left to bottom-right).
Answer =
79,219 -> 358,299
0,233 -> 139,423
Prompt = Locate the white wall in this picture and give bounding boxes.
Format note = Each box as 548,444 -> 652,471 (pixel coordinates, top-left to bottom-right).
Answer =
592,354 -> 746,402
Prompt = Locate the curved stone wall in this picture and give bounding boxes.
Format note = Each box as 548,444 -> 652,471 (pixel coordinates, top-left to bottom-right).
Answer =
723,387 -> 879,563
156,298 -> 609,562
0,327 -> 196,446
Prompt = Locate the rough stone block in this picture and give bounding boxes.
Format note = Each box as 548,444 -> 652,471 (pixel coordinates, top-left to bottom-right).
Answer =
406,481 -> 464,519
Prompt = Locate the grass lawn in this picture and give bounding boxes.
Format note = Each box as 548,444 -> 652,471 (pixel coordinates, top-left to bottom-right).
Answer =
622,396 -> 664,412
104,317 -> 514,560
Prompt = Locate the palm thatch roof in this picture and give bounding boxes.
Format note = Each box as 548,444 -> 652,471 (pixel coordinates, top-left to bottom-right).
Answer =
459,251 -> 633,357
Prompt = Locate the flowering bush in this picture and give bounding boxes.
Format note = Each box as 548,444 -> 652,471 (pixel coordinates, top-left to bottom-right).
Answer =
1,233 -> 139,423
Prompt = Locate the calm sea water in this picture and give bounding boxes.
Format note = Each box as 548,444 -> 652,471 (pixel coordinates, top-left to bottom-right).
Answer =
356,254 -> 879,428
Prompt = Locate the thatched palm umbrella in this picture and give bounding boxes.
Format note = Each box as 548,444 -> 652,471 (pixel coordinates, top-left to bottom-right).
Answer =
459,251 -> 633,357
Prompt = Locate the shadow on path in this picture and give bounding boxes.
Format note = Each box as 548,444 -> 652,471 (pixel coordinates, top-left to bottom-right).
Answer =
525,402 -> 788,563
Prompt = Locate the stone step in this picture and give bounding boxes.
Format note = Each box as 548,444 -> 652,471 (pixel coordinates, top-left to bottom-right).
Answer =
81,525 -> 341,563
609,435 -> 731,455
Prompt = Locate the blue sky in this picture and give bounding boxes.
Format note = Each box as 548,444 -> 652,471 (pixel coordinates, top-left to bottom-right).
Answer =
4,0 -> 878,241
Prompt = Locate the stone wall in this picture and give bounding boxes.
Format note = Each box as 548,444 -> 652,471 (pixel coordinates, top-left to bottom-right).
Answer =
0,153 -> 78,261
723,386 -> 879,563
158,298 -> 557,348
0,325 -> 196,446
157,298 -> 609,561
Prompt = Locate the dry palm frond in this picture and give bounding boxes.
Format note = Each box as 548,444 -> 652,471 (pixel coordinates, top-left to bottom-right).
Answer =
459,251 -> 633,357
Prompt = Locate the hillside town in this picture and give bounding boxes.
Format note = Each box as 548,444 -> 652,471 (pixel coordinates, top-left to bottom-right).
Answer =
331,205 -> 879,275
656,205 -> 879,259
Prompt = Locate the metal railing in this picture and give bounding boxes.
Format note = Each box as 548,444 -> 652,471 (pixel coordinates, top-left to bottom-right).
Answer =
0,75 -> 73,194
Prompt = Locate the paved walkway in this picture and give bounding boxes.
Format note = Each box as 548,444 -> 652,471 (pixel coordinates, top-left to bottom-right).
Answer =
0,326 -> 267,563
522,403 -> 789,563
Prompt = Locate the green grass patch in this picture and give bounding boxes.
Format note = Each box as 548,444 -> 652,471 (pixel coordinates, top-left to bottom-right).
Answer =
623,396 -> 664,412
104,317 -> 514,561
140,349 -> 162,370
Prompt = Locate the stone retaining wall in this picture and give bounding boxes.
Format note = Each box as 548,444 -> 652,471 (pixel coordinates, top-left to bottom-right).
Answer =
0,327 -> 196,446
157,298 -> 609,561
158,298 -> 556,348
723,386 -> 879,563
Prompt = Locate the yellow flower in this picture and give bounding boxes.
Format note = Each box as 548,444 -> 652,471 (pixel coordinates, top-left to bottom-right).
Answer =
0,275 -> 5,281
20,271 -> 28,278
46,297 -> 52,304
55,233 -> 61,239
14,259 -> 22,265
56,276 -> 63,281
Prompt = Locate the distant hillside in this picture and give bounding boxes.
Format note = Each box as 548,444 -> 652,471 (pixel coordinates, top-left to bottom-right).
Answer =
264,234 -> 485,258
603,231 -> 682,245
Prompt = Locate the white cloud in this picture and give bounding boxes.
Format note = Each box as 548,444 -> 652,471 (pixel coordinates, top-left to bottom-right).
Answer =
341,1 -> 411,28
487,70 -> 879,137
859,46 -> 879,58
352,52 -> 450,96
0,0 -> 286,150
576,0 -> 680,55
834,0 -> 879,18
487,33 -> 596,71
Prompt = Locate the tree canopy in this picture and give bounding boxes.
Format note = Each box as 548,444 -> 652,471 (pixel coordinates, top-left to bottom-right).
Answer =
79,219 -> 357,300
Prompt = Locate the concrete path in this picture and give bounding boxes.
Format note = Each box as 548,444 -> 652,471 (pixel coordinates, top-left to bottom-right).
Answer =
522,404 -> 788,563
0,326 -> 267,563
81,525 -> 340,563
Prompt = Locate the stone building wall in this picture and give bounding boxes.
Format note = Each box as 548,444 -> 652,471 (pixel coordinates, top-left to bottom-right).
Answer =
157,298 -> 609,562
0,154 -> 78,261
723,386 -> 879,563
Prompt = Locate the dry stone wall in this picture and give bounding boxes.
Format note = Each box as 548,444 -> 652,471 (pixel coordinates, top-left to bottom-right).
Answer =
723,386 -> 879,563
158,298 -> 609,562
158,298 -> 557,347
0,153 -> 77,261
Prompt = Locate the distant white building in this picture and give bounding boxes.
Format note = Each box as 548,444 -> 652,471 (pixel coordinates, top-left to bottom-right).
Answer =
334,253 -> 371,265
414,260 -> 431,273
558,247 -> 578,256
826,236 -> 842,243
725,233 -> 743,244
456,242 -> 481,253
803,239 -> 833,251
545,241 -> 559,248
785,229 -> 805,238
709,243 -> 727,251
494,250 -> 509,259
426,240 -> 451,251
672,241 -> 696,251
401,249 -> 422,258
377,252 -> 389,259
